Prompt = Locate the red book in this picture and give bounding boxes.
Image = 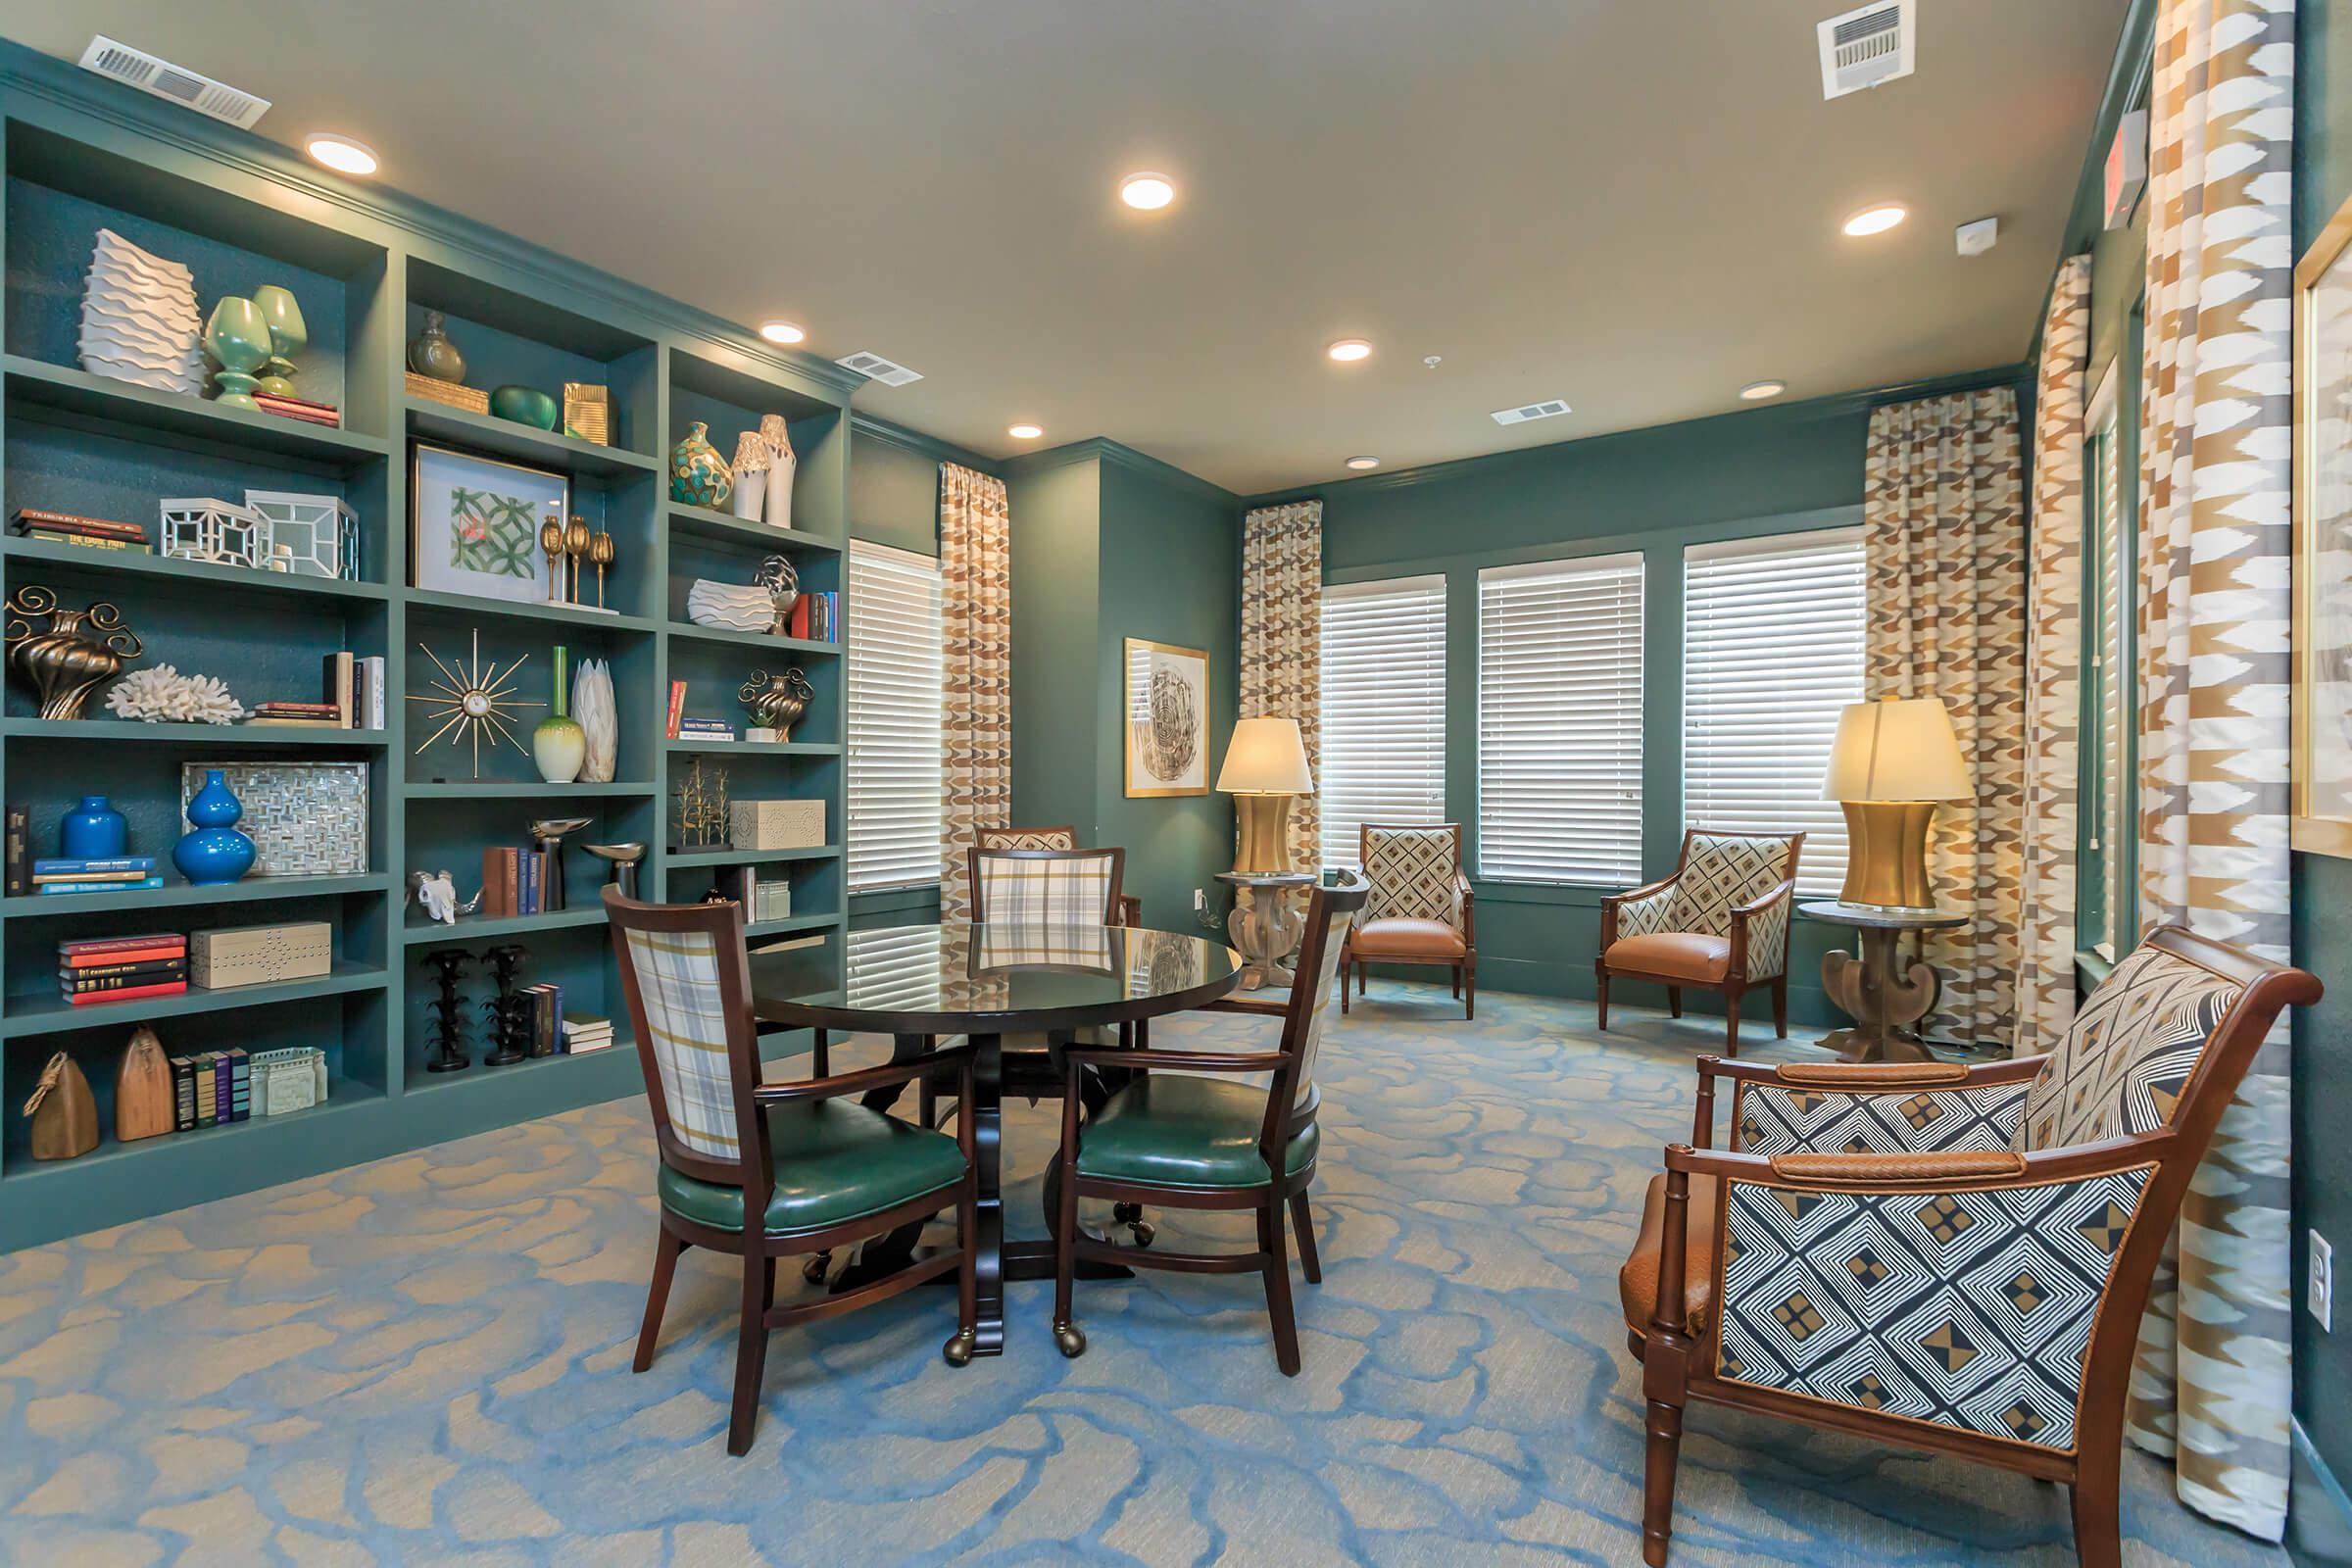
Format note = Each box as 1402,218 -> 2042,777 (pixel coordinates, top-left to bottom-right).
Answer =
61,933 -> 186,957
789,598 -> 810,640
665,681 -> 687,740
61,944 -> 186,968
65,980 -> 187,1006
12,509 -> 144,537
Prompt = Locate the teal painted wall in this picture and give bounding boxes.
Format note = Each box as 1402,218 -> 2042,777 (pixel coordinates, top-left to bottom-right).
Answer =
1007,452 -> 1107,845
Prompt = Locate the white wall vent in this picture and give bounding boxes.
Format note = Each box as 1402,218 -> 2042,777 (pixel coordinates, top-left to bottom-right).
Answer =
835,351 -> 923,388
77,36 -> 271,129
1817,1 -> 1915,100
1491,399 -> 1572,427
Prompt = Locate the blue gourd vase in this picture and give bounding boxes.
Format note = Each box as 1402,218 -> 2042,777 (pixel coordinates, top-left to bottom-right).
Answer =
61,795 -> 128,860
172,770 -> 256,886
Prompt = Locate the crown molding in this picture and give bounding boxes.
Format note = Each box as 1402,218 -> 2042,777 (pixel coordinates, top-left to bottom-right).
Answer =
850,412 -> 1002,476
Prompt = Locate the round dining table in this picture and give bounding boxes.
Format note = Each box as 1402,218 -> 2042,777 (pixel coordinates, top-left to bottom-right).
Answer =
748,920 -> 1244,1357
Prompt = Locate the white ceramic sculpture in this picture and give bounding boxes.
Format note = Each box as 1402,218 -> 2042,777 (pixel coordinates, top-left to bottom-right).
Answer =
687,578 -> 777,632
760,414 -> 797,531
80,229 -> 205,395
572,656 -> 618,783
730,431 -> 768,521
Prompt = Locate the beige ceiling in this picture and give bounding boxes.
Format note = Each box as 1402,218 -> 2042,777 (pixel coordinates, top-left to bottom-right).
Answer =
8,1 -> 2126,494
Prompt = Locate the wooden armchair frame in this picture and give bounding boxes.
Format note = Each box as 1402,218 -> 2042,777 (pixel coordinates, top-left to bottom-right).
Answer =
1340,821 -> 1476,1019
1596,828 -> 1802,1054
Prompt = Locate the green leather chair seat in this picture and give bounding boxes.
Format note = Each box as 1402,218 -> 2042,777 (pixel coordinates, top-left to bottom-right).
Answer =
657,1101 -> 966,1236
1075,1075 -> 1318,1190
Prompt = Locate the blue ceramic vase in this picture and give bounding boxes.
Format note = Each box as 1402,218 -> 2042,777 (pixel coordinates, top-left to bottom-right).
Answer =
61,795 -> 128,860
172,769 -> 256,886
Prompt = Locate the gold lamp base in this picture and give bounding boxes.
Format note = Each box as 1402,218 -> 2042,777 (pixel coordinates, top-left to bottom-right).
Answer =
1232,794 -> 1297,875
1838,800 -> 1940,908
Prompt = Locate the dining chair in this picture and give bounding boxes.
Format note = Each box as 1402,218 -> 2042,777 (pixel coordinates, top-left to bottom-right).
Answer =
1597,828 -> 1803,1054
1049,874 -> 1370,1373
975,825 -> 1145,926
604,887 -> 980,1455
1617,923 -> 2320,1567
1340,823 -> 1475,1018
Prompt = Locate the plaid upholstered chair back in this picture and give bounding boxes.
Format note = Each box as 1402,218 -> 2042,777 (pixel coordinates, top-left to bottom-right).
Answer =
975,824 -> 1079,853
969,847 -> 1126,926
2015,940 -> 2248,1153
1661,832 -> 1799,937
1359,824 -> 1463,926
604,889 -> 760,1182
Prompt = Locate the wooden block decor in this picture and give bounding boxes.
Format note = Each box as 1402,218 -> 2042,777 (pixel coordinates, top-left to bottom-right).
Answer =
24,1052 -> 99,1160
116,1025 -> 174,1142
729,799 -> 825,851
191,921 -> 333,990
405,370 -> 489,414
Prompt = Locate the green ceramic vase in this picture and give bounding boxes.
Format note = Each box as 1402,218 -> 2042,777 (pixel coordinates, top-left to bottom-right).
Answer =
491,384 -> 560,430
204,296 -> 271,410
250,284 -> 307,398
532,645 -> 587,785
669,421 -> 733,508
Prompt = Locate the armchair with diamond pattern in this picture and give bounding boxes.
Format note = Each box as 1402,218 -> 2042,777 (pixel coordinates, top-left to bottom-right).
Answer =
1597,828 -> 1801,1054
1616,925 -> 2320,1568
1341,822 -> 1475,1018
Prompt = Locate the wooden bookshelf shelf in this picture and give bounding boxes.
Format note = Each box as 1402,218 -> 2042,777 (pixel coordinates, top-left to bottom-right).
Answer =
665,502 -> 844,556
666,845 -> 842,869
405,781 -> 657,800
661,738 -> 842,756
1,873 -> 388,920
0,718 -> 389,748
0,1090 -> 384,1188
405,1039 -> 636,1096
1,960 -> 390,1040
401,906 -> 610,946
404,587 -> 657,635
0,538 -> 393,602
3,355 -> 395,465
746,912 -> 845,941
405,399 -> 660,479
665,622 -> 842,658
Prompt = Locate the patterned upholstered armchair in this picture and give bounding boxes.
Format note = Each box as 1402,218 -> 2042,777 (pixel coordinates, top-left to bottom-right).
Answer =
1597,829 -> 1801,1054
1617,926 -> 2320,1568
1341,822 -> 1475,1019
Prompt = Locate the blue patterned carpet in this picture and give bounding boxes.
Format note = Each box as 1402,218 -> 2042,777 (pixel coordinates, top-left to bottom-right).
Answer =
0,984 -> 2290,1566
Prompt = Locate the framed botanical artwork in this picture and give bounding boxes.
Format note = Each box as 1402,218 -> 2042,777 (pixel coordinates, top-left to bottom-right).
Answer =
410,443 -> 568,605
1123,638 -> 1208,798
2293,190 -> 2352,857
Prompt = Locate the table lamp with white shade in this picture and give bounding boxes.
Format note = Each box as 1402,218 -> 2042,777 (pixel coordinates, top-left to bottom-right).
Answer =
1821,695 -> 1972,909
1216,716 -> 1314,874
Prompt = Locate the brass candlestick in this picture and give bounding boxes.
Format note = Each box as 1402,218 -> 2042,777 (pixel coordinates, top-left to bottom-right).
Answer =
538,511 -> 564,604
589,529 -> 615,611
563,514 -> 592,606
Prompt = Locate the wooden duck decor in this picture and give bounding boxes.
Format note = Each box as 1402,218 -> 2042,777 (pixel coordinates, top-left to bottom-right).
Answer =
116,1026 -> 173,1143
24,1051 -> 98,1160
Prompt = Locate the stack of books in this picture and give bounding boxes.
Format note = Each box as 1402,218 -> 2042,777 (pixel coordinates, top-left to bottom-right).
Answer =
562,1012 -> 615,1054
676,716 -> 737,744
521,980 -> 564,1055
478,845 -> 561,916
10,508 -> 152,553
34,856 -> 162,896
249,653 -> 384,729
60,933 -> 188,1005
169,1048 -> 251,1130
787,591 -> 839,643
253,392 -> 339,427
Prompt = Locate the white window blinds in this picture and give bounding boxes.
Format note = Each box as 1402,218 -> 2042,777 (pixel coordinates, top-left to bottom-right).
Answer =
1682,528 -> 1866,898
846,542 -> 944,892
1319,575 -> 1446,868
1476,554 -> 1645,884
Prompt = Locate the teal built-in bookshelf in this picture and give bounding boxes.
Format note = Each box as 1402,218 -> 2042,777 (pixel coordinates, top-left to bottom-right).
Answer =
0,45 -> 860,1250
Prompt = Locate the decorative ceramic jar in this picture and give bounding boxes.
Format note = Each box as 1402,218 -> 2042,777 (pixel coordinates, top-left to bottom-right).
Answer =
249,284 -> 307,397
61,796 -> 128,860
669,421 -> 733,508
731,430 -> 769,520
172,769 -> 256,886
532,645 -> 588,784
491,385 -> 560,430
407,310 -> 467,382
203,296 -> 271,410
760,414 -> 797,531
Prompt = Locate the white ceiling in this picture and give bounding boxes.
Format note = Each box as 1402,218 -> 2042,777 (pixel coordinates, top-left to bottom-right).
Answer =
7,1 -> 2128,494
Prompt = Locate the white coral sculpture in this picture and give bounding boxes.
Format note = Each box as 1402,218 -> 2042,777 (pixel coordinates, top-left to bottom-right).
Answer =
105,663 -> 247,724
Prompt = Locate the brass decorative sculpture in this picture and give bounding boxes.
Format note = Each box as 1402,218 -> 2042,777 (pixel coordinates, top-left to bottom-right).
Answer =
755,554 -> 799,634
589,527 -> 616,611
6,585 -> 142,720
586,841 -> 646,899
539,509 -> 565,604
738,667 -> 813,740
564,514 -> 593,606
674,756 -> 731,849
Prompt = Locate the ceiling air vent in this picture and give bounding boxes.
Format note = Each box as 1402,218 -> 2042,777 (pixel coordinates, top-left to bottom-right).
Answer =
835,351 -> 923,388
1817,0 -> 1915,101
1491,399 -> 1572,427
77,36 -> 271,128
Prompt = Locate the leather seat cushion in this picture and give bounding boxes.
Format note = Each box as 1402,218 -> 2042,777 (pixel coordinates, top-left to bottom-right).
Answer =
1605,933 -> 1731,984
658,1101 -> 967,1236
1076,1075 -> 1318,1189
1350,917 -> 1466,958
1619,1172 -> 1721,1336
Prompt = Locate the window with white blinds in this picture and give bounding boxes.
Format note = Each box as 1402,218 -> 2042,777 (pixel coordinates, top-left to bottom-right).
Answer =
846,542 -> 944,891
1682,528 -> 1866,898
2083,367 -> 2129,957
1319,575 -> 1447,868
1476,554 -> 1645,884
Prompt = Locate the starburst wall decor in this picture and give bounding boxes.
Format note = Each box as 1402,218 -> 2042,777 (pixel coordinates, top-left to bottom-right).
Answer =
407,629 -> 542,778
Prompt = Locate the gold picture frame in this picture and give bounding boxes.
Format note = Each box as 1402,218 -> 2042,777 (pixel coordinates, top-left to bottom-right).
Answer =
2293,189 -> 2352,856
1123,638 -> 1210,798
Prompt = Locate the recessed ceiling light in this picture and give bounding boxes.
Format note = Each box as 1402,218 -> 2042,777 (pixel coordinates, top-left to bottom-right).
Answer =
1842,202 -> 1907,237
1345,456 -> 1381,470
303,133 -> 378,176
758,320 -> 805,346
1327,338 -> 1373,364
1007,423 -> 1044,440
1119,172 -> 1176,211
1740,380 -> 1788,401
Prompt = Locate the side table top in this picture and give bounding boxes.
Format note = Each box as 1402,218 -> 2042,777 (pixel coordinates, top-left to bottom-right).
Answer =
1798,900 -> 1970,932
1215,870 -> 1316,888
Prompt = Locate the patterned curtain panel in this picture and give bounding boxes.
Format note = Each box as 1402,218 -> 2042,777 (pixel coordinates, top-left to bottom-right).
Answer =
1240,500 -> 1324,870
1861,388 -> 2027,1048
2130,0 -> 2296,1540
2015,255 -> 2092,1058
939,463 -> 1012,923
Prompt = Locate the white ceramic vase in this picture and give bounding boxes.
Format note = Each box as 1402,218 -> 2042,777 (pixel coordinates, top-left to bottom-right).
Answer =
760,414 -> 797,531
572,657 -> 618,783
731,469 -> 766,521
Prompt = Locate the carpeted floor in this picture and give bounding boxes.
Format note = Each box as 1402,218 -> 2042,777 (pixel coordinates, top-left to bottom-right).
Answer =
0,983 -> 2292,1566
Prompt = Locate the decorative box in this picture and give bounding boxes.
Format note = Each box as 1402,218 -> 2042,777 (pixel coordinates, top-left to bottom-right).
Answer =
191,921 -> 332,990
251,1045 -> 327,1116
405,370 -> 489,415
563,381 -> 611,446
729,798 -> 824,850
159,497 -> 266,567
754,879 -> 792,922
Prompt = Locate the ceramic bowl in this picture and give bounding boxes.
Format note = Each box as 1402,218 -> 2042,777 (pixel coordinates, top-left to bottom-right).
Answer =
489,384 -> 560,430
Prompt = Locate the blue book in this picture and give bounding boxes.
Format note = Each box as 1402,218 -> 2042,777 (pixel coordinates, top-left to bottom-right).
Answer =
37,876 -> 164,895
33,857 -> 157,874
519,850 -> 539,915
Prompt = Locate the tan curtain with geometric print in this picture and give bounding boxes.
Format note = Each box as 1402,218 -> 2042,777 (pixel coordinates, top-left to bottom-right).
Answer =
940,463 -> 1012,923
1861,388 -> 2027,1048
2015,255 -> 2093,1059
2128,0 -> 2296,1539
1240,500 -> 1323,870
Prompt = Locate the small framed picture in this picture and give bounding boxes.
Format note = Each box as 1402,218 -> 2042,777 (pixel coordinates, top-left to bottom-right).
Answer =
1123,638 -> 1209,798
2294,190 -> 2352,856
410,443 -> 567,605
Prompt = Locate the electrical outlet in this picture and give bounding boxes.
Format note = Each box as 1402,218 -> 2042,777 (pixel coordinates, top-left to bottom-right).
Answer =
2313,1230 -> 2334,1333
1194,888 -> 1205,911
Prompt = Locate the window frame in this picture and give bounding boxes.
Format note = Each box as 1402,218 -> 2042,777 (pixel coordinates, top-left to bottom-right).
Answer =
845,539 -> 946,895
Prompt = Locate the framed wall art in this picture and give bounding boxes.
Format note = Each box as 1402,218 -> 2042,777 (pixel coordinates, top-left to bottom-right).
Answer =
410,443 -> 568,606
1123,637 -> 1208,798
2293,190 -> 2352,857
